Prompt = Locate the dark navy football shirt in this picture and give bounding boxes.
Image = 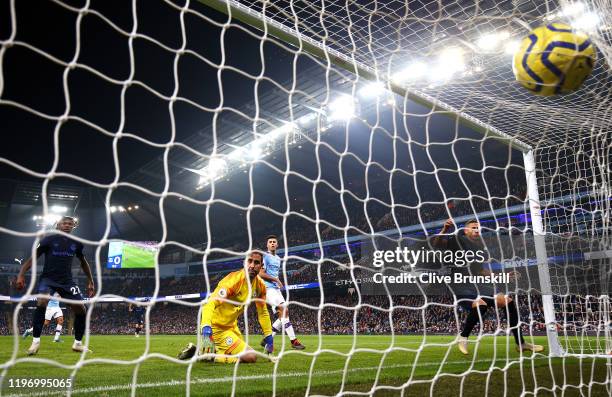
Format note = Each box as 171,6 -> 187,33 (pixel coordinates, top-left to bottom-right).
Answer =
36,235 -> 84,284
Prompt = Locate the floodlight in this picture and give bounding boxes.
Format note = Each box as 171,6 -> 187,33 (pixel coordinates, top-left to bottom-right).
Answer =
328,96 -> 356,121
572,12 -> 600,31
50,205 -> 68,214
477,31 -> 510,51
562,2 -> 585,17
392,62 -> 427,83
504,40 -> 521,55
358,82 -> 385,98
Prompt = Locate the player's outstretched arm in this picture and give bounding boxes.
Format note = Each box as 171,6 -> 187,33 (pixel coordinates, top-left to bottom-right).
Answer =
16,239 -> 48,289
77,253 -> 95,297
431,218 -> 454,249
15,258 -> 33,290
256,286 -> 274,354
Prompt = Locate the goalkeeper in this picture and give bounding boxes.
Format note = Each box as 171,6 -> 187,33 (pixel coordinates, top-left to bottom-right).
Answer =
179,251 -> 274,363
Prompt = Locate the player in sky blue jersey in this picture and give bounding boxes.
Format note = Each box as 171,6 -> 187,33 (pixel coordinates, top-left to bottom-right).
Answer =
258,235 -> 305,350
16,216 -> 95,355
23,293 -> 65,342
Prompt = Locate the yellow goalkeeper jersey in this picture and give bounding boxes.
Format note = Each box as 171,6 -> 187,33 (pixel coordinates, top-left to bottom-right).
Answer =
200,270 -> 272,335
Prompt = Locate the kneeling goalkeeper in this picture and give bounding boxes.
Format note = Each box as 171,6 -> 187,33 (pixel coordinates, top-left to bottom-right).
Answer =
179,251 -> 274,363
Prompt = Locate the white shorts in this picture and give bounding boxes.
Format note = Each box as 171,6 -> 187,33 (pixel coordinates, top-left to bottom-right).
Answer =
45,307 -> 63,321
266,288 -> 286,311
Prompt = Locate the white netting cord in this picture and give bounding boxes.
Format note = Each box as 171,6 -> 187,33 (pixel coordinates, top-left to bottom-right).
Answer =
0,0 -> 610,396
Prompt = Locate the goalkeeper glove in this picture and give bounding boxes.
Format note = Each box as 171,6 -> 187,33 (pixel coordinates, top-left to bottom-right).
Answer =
200,325 -> 215,361
263,334 -> 274,355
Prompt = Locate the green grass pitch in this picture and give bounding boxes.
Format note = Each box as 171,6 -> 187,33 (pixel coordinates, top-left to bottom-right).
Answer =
1,335 -> 610,396
121,244 -> 156,269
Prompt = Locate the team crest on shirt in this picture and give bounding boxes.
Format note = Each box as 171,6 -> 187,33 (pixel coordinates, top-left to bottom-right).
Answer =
225,336 -> 233,346
70,244 -> 77,252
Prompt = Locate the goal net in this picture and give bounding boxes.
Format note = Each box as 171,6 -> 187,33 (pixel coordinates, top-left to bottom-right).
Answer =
0,0 -> 611,395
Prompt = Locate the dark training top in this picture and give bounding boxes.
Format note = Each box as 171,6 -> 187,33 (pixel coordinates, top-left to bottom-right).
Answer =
37,235 -> 84,284
442,232 -> 493,295
445,232 -> 489,276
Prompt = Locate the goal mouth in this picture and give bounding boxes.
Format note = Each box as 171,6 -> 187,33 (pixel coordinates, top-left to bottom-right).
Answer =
1,0 -> 611,395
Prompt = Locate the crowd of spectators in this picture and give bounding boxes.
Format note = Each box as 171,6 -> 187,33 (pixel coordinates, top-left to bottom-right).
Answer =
2,287 -> 552,337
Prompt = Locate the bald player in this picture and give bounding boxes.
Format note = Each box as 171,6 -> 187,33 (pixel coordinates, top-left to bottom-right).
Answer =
178,251 -> 273,363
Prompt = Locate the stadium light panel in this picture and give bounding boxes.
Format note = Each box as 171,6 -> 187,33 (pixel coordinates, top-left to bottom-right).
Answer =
561,2 -> 586,17
249,145 -> 263,160
476,31 -> 510,51
50,205 -> 68,214
198,157 -> 227,184
504,40 -> 521,55
298,113 -> 317,127
358,82 -> 385,98
328,96 -> 356,121
571,12 -> 600,31
392,62 -> 427,83
270,122 -> 295,138
429,47 -> 465,82
43,214 -> 61,224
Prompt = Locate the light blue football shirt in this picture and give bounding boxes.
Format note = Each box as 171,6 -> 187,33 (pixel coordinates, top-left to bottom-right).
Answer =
263,253 -> 281,290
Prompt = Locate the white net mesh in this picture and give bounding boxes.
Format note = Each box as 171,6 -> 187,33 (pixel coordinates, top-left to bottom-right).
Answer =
0,0 -> 611,395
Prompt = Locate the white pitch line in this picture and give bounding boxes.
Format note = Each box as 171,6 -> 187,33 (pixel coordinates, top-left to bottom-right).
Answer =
4,357 -> 547,397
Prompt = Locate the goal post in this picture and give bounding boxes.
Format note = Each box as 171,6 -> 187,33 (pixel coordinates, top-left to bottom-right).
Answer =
523,149 -> 564,357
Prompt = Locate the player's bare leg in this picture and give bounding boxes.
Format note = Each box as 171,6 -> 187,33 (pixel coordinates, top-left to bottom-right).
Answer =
54,316 -> 64,342
279,305 -> 305,350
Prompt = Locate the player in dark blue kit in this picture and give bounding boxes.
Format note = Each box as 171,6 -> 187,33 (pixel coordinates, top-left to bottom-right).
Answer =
129,303 -> 145,337
433,218 -> 543,355
16,216 -> 95,355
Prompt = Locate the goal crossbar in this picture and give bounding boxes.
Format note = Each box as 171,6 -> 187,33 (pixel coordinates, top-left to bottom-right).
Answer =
198,0 -> 532,152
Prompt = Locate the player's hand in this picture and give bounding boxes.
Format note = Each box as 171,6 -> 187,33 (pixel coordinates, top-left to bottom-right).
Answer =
263,335 -> 274,355
275,279 -> 283,289
15,275 -> 25,290
200,326 -> 215,360
441,218 -> 454,232
86,281 -> 95,297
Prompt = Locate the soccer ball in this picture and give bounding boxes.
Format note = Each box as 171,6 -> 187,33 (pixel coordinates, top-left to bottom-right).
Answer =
512,23 -> 596,96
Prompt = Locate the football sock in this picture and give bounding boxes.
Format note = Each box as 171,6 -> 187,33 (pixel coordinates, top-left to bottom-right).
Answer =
32,306 -> 46,338
272,318 -> 282,337
461,304 -> 488,338
281,317 -> 296,340
507,300 -> 525,345
74,312 -> 85,341
54,325 -> 62,340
